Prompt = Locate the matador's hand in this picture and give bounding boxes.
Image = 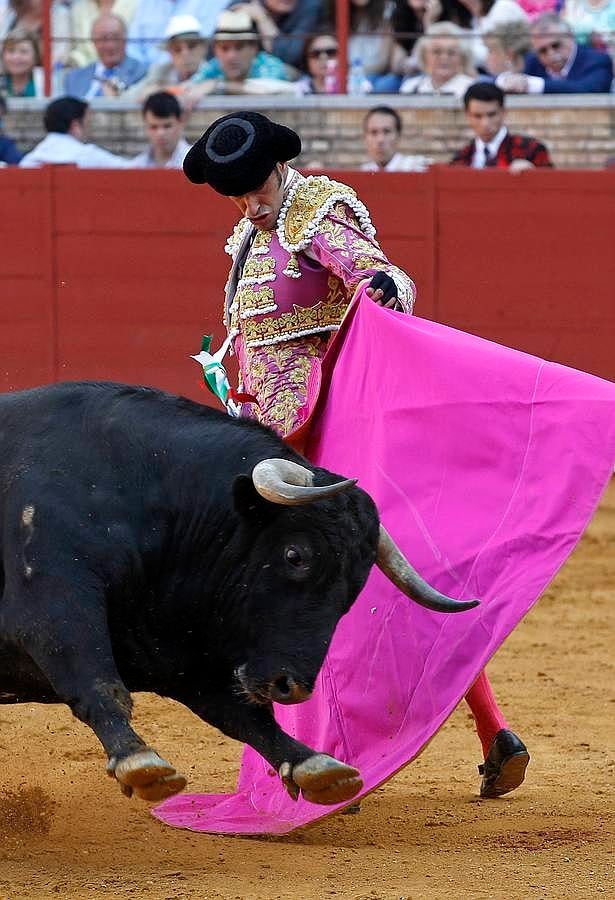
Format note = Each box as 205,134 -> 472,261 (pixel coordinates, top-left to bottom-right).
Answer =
366,272 -> 401,309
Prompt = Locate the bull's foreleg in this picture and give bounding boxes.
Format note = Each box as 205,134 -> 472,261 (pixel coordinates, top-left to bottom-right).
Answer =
1,575 -> 186,802
181,690 -> 363,805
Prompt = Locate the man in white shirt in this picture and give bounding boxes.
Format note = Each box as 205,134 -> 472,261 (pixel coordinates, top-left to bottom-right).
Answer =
360,106 -> 432,174
19,96 -> 128,168
130,91 -> 191,169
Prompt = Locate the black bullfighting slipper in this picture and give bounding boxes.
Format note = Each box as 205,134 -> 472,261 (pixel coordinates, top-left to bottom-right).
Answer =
478,729 -> 530,798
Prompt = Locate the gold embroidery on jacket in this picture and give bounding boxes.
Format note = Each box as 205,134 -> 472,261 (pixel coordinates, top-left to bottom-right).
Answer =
283,177 -> 360,247
242,299 -> 348,347
242,256 -> 276,280
252,230 -> 274,255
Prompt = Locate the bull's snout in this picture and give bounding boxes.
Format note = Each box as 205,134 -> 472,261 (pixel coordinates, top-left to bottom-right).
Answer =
235,665 -> 312,705
269,674 -> 312,705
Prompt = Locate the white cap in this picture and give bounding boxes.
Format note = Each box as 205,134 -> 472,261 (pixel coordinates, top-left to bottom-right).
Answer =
162,14 -> 205,43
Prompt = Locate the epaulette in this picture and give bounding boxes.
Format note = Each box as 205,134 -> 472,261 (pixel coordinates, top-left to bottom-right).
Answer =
277,175 -> 376,255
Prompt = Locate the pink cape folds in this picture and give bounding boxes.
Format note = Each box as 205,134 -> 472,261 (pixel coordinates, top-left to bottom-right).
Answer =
154,293 -> 615,835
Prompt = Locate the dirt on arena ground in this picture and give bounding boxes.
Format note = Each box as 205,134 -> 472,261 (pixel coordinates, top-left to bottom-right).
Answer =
1,479 -> 613,900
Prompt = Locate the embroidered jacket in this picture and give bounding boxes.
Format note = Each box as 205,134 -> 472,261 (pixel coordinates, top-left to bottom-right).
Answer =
450,133 -> 554,168
223,171 -> 416,349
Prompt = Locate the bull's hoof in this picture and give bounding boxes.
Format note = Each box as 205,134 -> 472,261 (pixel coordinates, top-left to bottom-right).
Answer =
109,750 -> 187,802
281,754 -> 363,805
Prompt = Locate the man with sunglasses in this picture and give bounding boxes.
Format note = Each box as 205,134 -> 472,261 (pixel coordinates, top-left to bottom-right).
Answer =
497,12 -> 613,93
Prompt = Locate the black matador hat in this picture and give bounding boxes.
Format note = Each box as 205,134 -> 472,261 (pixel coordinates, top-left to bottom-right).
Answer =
183,111 -> 302,195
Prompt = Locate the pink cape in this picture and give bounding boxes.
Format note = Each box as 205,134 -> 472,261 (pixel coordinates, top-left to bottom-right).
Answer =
154,294 -> 615,835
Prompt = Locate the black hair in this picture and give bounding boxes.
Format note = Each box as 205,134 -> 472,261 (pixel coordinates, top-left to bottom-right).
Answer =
391,0 -> 424,53
392,0 -> 473,52
43,96 -> 88,134
463,81 -> 505,109
363,105 -> 402,134
439,0 -> 473,30
142,91 -> 182,119
0,93 -> 7,117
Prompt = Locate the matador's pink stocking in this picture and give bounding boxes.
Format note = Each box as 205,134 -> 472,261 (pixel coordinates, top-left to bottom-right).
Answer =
465,669 -> 510,757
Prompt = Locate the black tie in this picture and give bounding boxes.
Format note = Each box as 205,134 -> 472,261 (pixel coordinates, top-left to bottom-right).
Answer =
484,146 -> 496,168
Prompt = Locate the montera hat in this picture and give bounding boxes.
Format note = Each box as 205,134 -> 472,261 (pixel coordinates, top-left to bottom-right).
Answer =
183,111 -> 301,195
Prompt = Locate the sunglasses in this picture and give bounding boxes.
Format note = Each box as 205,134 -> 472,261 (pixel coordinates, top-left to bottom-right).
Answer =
308,47 -> 338,59
536,39 -> 563,57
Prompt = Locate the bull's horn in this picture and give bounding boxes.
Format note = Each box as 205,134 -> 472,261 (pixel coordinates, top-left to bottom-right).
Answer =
376,525 -> 480,613
252,458 -> 357,506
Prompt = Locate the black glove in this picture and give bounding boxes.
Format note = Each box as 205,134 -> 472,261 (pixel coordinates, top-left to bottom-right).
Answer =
369,271 -> 398,304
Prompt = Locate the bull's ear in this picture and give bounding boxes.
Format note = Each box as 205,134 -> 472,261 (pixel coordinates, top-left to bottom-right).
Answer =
233,474 -> 276,522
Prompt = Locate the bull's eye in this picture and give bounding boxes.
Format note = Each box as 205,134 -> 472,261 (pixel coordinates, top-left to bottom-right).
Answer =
285,546 -> 304,567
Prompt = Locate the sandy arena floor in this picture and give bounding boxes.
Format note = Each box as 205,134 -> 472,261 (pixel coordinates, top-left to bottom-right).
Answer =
1,480 -> 613,900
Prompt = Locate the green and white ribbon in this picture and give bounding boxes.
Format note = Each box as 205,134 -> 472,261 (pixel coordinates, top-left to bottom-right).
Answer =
191,335 -> 240,417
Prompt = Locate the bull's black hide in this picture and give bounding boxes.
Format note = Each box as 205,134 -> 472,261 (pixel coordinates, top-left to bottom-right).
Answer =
0,382 -> 380,804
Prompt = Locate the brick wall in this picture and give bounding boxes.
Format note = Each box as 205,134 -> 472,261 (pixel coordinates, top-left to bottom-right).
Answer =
6,94 -> 615,169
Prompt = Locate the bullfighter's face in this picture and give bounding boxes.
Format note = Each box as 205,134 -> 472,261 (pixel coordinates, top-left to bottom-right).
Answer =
228,163 -> 287,231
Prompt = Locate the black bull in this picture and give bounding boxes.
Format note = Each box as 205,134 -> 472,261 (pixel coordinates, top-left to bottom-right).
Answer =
0,382 -> 477,806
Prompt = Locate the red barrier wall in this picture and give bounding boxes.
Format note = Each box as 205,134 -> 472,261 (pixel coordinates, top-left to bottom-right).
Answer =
1,168 -> 613,404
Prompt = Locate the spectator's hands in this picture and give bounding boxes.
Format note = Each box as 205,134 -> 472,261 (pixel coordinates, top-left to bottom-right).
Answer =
496,72 -> 529,93
231,1 -> 268,25
229,1 -> 278,47
509,159 -> 535,173
423,0 -> 443,28
176,81 -> 218,110
366,272 -> 400,308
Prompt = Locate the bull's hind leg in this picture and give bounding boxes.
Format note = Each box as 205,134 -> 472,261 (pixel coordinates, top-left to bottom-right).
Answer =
1,574 -> 186,802
182,690 -> 363,805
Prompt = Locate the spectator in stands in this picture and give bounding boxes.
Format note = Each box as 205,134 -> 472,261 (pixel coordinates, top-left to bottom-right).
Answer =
361,104 -> 433,171
393,0 -> 492,75
125,14 -> 207,100
400,21 -> 477,96
0,91 -> 23,163
339,0 -> 406,92
0,26 -> 43,96
179,9 -> 296,104
64,13 -> 147,98
128,0 -> 227,67
228,0 -> 324,70
497,12 -> 614,92
451,81 -> 553,168
0,0 -> 71,67
69,0 -> 138,69
483,20 -> 532,76
19,94 -> 128,166
130,91 -> 190,169
295,29 -> 339,94
562,0 -> 615,57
